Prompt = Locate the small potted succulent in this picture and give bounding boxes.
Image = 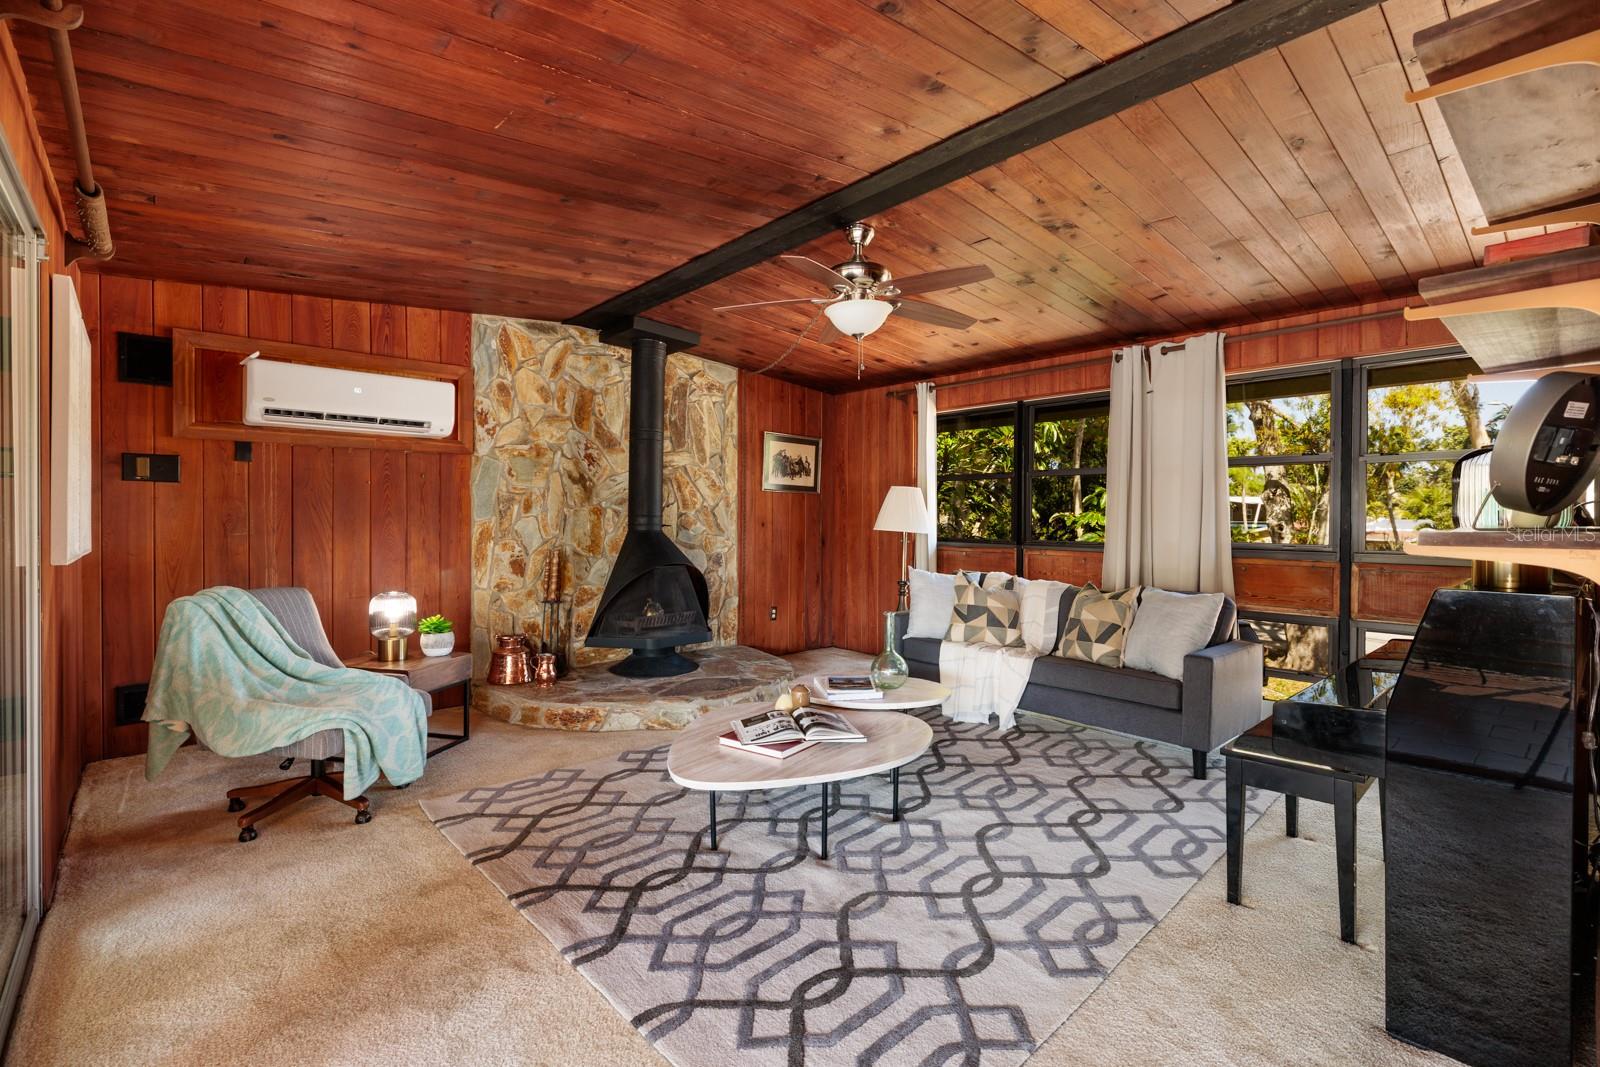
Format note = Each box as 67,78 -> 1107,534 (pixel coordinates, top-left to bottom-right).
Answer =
417,614 -> 455,657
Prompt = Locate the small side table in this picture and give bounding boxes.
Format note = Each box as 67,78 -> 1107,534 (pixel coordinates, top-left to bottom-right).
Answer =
343,650 -> 473,756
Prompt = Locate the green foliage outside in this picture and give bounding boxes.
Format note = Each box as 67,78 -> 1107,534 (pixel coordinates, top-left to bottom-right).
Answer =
936,372 -> 1517,552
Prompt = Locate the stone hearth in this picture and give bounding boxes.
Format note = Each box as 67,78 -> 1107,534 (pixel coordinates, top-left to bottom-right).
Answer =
476,645 -> 793,731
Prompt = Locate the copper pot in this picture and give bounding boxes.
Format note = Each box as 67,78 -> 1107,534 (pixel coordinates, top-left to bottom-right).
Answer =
534,652 -> 557,688
487,634 -> 533,685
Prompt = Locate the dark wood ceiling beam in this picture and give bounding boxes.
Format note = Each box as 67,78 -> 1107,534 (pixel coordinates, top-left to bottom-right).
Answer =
568,0 -> 1387,330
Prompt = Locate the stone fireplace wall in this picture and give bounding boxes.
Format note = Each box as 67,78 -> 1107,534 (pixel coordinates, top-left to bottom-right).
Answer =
470,316 -> 738,675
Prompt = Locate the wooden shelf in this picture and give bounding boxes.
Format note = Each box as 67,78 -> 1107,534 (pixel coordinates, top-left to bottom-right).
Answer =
1406,529 -> 1600,585
1410,0 -> 1600,235
1405,246 -> 1600,373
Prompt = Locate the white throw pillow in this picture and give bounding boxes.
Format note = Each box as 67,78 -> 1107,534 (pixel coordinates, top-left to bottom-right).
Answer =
1123,589 -> 1225,680
905,569 -> 957,639
1017,579 -> 1071,654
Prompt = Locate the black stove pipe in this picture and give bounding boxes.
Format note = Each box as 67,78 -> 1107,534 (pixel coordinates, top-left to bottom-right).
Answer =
628,337 -> 666,532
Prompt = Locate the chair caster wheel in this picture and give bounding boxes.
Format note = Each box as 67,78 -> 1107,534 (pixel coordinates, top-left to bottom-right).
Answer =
395,783 -> 409,790
355,810 -> 372,825
279,757 -> 294,770
228,797 -> 245,813
238,826 -> 258,843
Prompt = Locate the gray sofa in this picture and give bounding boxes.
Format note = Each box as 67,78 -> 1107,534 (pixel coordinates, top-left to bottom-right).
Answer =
893,584 -> 1263,779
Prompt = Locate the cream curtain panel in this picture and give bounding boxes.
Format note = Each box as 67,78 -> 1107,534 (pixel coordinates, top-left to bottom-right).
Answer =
915,381 -> 937,570
1103,333 -> 1232,595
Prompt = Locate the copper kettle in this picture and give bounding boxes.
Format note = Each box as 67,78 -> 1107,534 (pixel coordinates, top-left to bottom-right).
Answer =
487,634 -> 533,685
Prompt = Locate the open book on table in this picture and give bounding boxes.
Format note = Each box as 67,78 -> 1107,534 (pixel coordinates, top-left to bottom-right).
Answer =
731,707 -> 866,747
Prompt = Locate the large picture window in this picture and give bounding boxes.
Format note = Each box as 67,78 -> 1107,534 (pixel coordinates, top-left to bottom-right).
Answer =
1358,356 -> 1533,552
935,407 -> 1015,544
1226,371 -> 1334,548
936,397 -> 1110,548
1029,399 -> 1108,544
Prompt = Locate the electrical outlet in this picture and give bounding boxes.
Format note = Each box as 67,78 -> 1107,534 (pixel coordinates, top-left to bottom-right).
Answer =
769,606 -> 778,621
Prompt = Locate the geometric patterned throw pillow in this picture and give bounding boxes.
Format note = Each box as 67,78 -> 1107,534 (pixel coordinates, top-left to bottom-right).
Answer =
1056,584 -> 1141,667
945,572 -> 1023,647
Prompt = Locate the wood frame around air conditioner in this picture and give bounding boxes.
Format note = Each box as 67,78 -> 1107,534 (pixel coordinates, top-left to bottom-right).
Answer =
170,328 -> 472,454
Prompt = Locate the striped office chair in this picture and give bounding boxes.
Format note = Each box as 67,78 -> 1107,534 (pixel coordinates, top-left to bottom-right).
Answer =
220,587 -> 432,842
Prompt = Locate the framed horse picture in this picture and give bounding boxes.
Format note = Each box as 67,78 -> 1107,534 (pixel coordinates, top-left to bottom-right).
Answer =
762,431 -> 821,493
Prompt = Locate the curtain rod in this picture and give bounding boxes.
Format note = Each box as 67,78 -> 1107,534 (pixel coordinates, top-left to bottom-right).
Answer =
884,306 -> 1407,399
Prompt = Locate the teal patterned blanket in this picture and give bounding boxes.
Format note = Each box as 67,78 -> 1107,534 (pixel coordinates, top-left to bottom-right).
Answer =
143,587 -> 428,799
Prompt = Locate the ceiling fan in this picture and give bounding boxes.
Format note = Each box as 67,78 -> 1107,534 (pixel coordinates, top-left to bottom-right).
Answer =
713,222 -> 995,377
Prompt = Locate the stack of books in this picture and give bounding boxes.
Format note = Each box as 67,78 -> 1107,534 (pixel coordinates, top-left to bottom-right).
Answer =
820,675 -> 882,701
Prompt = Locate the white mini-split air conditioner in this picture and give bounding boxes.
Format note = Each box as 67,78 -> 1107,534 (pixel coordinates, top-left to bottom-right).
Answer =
243,358 -> 456,438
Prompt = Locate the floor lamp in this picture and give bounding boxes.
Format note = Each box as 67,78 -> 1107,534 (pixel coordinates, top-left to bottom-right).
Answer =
874,485 -> 934,612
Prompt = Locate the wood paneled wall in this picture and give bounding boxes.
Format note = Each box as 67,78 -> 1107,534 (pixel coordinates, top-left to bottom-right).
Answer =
737,373 -> 825,654
819,386 -> 917,654
84,276 -> 472,761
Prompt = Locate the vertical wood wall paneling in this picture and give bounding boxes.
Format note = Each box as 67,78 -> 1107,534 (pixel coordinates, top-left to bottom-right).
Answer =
329,297 -> 373,656
247,292 -> 294,587
737,373 -> 825,654
368,305 -> 409,607
73,275 -> 102,769
152,282 -> 204,635
821,386 -> 916,654
437,311 -> 473,657
200,286 -> 251,588
80,279 -> 472,755
404,307 -> 443,623
99,276 -> 155,757
290,295 -> 336,628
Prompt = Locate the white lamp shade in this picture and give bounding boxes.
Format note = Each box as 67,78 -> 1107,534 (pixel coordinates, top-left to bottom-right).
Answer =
824,297 -> 894,338
874,485 -> 934,534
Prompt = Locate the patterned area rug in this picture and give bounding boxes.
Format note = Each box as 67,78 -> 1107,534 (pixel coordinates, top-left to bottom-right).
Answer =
423,711 -> 1266,1067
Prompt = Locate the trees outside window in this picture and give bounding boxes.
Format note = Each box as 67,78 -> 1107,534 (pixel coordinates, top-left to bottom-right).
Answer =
1227,372 -> 1334,546
1360,358 -> 1531,551
1031,401 -> 1108,544
936,409 -> 1015,544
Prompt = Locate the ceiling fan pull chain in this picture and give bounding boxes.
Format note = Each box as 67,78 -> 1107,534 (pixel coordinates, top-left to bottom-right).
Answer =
753,306 -> 825,376
857,335 -> 864,380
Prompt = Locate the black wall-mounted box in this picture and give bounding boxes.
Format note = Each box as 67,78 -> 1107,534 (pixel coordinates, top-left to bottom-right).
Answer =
116,332 -> 174,386
112,684 -> 148,727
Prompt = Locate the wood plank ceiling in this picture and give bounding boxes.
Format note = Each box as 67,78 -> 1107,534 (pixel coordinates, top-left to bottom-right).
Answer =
16,0 -> 1537,389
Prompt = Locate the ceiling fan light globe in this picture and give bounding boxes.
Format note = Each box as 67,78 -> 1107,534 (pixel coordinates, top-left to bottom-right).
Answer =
823,297 -> 893,338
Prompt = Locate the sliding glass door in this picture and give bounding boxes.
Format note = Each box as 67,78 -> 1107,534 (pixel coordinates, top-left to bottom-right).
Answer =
0,139 -> 44,1035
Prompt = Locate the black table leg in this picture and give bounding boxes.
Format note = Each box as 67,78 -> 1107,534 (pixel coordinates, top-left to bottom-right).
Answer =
1285,794 -> 1299,838
1335,781 -> 1357,944
426,680 -> 473,756
1226,755 -> 1244,906
819,783 -> 829,860
1378,776 -> 1387,862
709,791 -> 718,851
892,767 -> 900,822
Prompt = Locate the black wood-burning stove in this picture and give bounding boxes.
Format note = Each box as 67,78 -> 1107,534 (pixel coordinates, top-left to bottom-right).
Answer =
585,318 -> 712,677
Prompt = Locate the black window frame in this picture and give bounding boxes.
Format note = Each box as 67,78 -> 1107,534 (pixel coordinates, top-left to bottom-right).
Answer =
1226,365 -> 1341,560
935,404 -> 1021,548
1240,608 -> 1338,689
1025,395 -> 1110,548
1353,348 -> 1497,564
935,394 -> 1113,553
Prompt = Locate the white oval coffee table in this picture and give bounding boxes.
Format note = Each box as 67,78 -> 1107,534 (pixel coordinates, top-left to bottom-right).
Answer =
667,703 -> 933,859
805,674 -> 951,711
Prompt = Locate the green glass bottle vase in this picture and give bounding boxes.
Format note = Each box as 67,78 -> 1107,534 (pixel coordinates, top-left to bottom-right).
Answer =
869,609 -> 909,691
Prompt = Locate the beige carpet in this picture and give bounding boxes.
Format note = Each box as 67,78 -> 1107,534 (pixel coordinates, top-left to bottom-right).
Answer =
7,649 -> 1459,1067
